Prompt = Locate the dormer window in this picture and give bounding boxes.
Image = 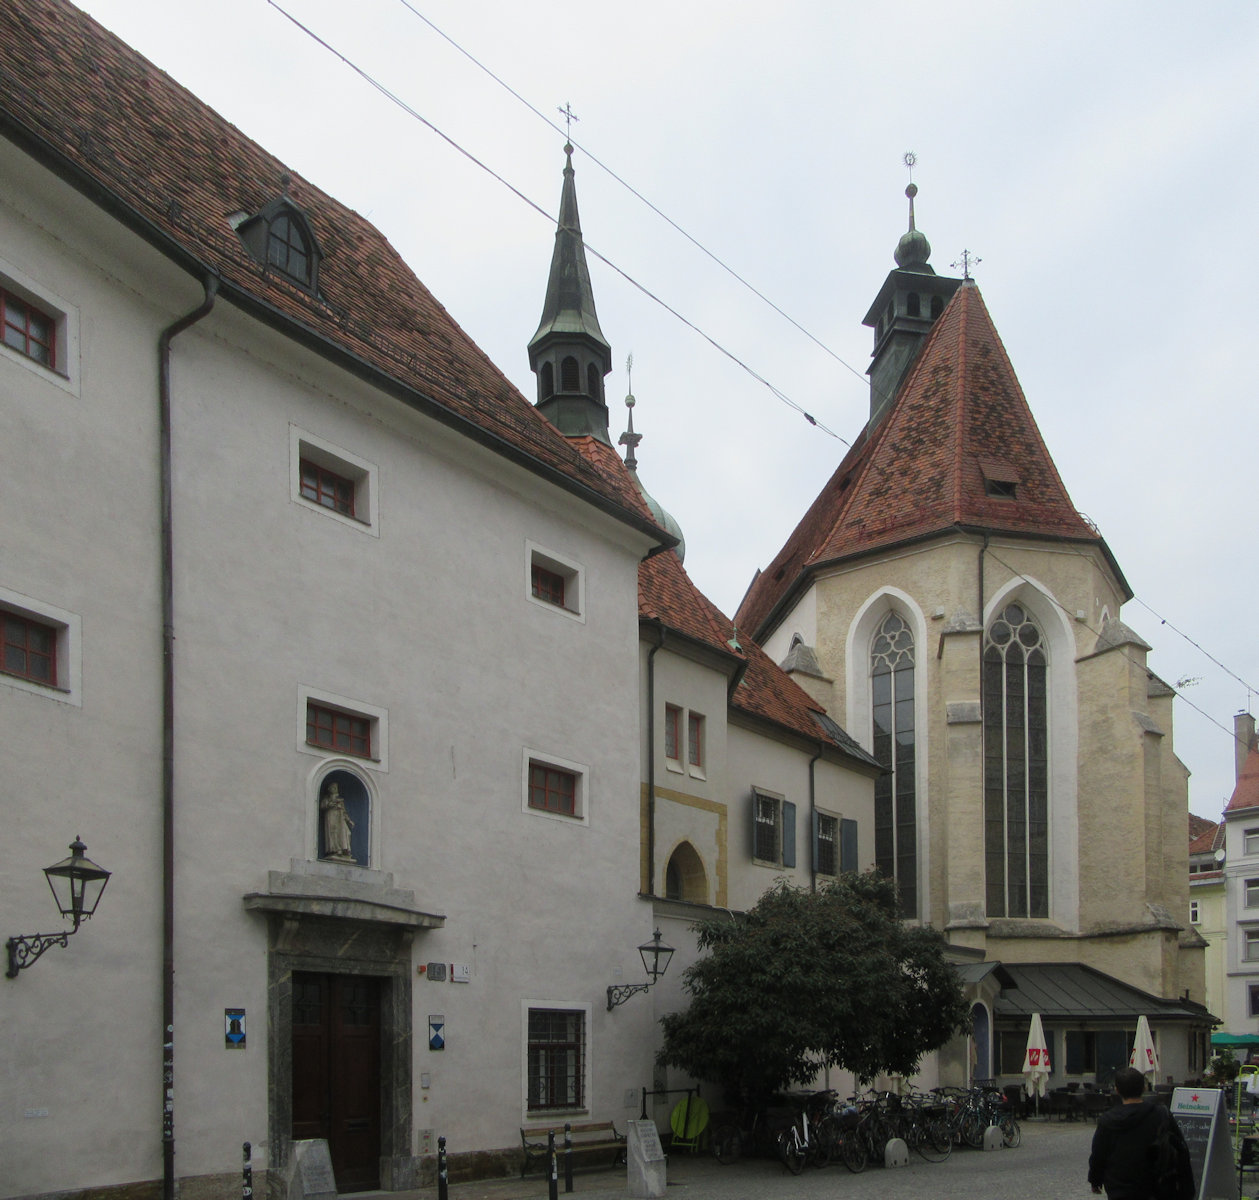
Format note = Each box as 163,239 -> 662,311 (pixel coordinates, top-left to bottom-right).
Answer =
268,212 -> 310,283
235,198 -> 322,293
978,457 -> 1021,500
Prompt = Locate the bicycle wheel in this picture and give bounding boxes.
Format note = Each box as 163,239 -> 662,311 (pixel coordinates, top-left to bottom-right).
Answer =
912,1115 -> 952,1162
711,1123 -> 742,1164
807,1115 -> 834,1168
839,1126 -> 867,1173
1000,1114 -> 1021,1148
778,1128 -> 806,1175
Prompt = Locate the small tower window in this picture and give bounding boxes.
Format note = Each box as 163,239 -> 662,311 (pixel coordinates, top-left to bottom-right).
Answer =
539,361 -> 555,399
586,362 -> 601,400
930,294 -> 944,318
907,293 -> 921,317
560,356 -> 580,391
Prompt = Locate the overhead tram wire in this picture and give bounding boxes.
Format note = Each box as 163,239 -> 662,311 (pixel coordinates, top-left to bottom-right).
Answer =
392,0 -> 875,399
264,0 -> 850,447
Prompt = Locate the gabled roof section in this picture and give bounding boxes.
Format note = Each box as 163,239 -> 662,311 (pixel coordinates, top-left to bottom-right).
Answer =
1188,815 -> 1220,851
0,0 -> 663,542
569,439 -> 875,767
1225,741 -> 1259,814
737,280 -> 1126,639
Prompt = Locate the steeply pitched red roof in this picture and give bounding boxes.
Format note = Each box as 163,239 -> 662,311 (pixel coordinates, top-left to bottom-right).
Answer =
1188,819 -> 1221,855
570,440 -> 874,765
0,0 -> 665,541
1226,743 -> 1259,814
736,281 -> 1124,638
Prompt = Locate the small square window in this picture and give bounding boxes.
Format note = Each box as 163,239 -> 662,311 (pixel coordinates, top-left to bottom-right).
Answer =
529,763 -> 576,816
1,287 -> 55,367
687,712 -> 704,769
664,704 -> 681,762
532,564 -> 566,607
526,544 -> 583,620
290,427 -> 377,534
523,751 -> 587,824
2,611 -> 57,685
307,702 -> 372,757
300,458 -> 355,517
1247,829 -> 1259,856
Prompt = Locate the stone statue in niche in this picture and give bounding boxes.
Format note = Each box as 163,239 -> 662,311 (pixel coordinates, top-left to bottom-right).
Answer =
320,781 -> 356,862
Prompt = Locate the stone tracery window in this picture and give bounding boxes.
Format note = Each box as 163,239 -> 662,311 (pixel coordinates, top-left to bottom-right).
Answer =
871,611 -> 916,917
983,602 -> 1049,918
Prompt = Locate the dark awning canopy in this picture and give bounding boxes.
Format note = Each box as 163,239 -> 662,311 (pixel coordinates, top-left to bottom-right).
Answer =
990,962 -> 1214,1025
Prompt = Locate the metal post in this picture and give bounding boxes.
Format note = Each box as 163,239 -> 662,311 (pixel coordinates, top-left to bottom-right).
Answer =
241,1142 -> 252,1200
437,1136 -> 448,1200
641,1085 -> 648,1120
564,1122 -> 573,1193
548,1130 -> 558,1200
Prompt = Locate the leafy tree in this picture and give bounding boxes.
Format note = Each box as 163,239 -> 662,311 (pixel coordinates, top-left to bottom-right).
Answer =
657,872 -> 969,1100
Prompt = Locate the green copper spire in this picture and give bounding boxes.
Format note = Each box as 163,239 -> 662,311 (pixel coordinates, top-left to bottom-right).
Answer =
529,144 -> 613,442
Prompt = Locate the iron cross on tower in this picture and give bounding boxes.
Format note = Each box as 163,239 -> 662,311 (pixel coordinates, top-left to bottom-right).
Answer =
557,102 -> 580,142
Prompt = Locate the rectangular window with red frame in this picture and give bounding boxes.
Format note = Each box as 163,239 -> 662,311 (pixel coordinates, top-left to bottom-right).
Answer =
687,712 -> 704,767
1,287 -> 55,368
306,702 -> 371,757
528,762 -> 576,816
531,564 -> 565,607
1,612 -> 57,685
300,458 -> 355,517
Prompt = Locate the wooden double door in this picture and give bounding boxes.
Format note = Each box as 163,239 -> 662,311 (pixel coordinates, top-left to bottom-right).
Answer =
292,972 -> 382,1192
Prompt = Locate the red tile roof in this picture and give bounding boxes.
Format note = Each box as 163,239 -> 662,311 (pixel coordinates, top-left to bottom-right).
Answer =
736,281 -> 1125,638
0,0 -> 666,542
1226,743 -> 1259,814
1188,820 -> 1221,855
569,440 -> 875,765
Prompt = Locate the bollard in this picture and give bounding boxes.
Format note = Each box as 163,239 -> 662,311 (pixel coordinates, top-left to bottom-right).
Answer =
564,1122 -> 573,1193
548,1130 -> 558,1200
242,1142 -> 252,1200
437,1136 -> 449,1200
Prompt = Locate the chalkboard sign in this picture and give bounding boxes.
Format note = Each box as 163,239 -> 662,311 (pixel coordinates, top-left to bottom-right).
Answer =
1170,1087 -> 1235,1200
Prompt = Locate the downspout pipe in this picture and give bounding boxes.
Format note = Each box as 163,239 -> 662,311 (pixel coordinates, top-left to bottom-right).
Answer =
158,275 -> 218,1200
645,623 -> 666,896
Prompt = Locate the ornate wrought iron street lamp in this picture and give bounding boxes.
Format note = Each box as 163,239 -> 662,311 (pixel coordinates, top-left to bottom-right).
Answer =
606,928 -> 675,1010
6,837 -> 111,978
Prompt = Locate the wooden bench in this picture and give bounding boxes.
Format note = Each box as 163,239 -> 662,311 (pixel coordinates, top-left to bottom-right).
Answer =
520,1120 -> 626,1177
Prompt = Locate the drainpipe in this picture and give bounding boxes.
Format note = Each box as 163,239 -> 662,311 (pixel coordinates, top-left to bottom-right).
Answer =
157,276 -> 218,1200
808,744 -> 823,892
645,624 -> 666,896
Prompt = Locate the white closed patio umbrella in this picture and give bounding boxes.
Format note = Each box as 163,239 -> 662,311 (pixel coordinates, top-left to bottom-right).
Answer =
1023,1013 -> 1052,1117
1130,1015 -> 1160,1085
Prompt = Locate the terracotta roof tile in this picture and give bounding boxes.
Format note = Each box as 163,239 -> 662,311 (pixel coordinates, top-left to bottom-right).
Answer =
1226,743 -> 1259,814
0,0 -> 663,538
737,281 -> 1117,638
1188,820 -> 1221,854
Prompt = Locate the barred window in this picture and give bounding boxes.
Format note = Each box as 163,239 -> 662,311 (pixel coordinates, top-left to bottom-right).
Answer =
527,1009 -> 585,1111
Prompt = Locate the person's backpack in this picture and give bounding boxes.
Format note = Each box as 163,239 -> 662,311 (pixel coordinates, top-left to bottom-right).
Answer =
1152,1111 -> 1194,1200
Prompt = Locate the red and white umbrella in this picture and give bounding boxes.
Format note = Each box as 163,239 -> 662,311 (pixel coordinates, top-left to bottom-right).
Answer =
1130,1015 -> 1159,1082
1023,1013 -> 1052,1099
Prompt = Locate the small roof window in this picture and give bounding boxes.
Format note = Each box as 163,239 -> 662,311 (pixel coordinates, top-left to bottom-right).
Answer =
978,456 -> 1020,500
235,197 -> 322,292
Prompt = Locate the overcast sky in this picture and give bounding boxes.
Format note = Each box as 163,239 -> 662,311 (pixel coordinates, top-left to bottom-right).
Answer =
73,0 -> 1259,820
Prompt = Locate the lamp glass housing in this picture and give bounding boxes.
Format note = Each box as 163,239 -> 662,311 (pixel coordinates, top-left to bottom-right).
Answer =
637,929 -> 675,982
43,838 -> 110,924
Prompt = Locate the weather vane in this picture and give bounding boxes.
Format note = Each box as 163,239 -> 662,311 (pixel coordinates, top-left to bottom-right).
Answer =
618,353 -> 641,471
903,151 -> 917,182
558,102 -> 580,143
952,249 -> 981,279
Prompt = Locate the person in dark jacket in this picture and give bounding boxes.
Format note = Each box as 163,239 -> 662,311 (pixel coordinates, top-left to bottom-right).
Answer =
1088,1067 -> 1193,1200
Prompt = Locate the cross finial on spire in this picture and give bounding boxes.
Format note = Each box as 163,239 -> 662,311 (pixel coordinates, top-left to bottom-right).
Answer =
618,353 -> 641,471
903,152 -> 918,231
951,249 -> 981,280
558,102 -> 580,143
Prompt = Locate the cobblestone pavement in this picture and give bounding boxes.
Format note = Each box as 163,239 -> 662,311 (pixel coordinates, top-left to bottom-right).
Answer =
387,1119 -> 1098,1200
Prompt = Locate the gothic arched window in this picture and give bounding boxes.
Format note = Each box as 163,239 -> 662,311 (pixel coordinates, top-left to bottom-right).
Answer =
664,841 -> 707,903
871,611 -> 916,917
539,361 -> 555,399
586,362 -> 601,400
983,602 -> 1048,918
560,356 -> 580,391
